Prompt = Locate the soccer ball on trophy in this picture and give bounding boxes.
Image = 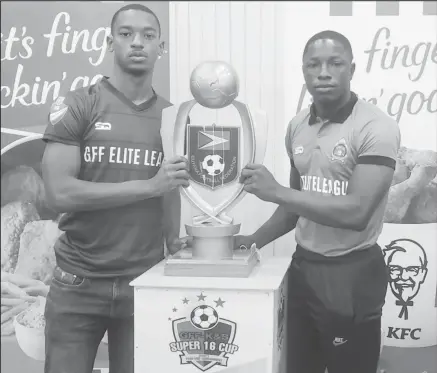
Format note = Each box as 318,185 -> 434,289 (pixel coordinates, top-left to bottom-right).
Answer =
190,61 -> 240,109
190,305 -> 219,330
202,154 -> 225,176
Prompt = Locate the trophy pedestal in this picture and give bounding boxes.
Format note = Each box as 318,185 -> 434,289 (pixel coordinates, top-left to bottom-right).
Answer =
164,223 -> 259,278
164,248 -> 259,278
131,256 -> 291,373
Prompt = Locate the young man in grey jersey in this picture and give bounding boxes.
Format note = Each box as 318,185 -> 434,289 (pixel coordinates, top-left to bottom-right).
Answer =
42,4 -> 189,373
238,30 -> 400,373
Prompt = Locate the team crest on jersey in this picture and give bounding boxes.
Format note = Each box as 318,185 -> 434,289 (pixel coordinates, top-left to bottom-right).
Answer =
187,124 -> 239,190
331,138 -> 348,163
49,96 -> 68,126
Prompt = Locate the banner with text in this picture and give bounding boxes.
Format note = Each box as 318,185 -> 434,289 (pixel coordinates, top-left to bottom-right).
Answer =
1,1 -> 170,134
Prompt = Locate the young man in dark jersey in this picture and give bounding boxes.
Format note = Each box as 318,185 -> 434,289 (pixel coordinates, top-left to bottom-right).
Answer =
237,31 -> 400,373
41,4 -> 190,373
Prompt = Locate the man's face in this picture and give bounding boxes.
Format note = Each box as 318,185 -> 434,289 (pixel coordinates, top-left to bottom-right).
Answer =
108,9 -> 163,75
388,251 -> 427,302
302,39 -> 355,104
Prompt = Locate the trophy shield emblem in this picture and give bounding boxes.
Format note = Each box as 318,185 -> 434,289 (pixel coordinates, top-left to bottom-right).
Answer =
187,125 -> 239,190
160,61 -> 268,278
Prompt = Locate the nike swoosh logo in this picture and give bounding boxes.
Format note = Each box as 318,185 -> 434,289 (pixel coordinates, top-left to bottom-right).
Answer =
333,340 -> 348,347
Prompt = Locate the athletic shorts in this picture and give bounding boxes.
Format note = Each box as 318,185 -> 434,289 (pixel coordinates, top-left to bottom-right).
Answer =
286,243 -> 388,373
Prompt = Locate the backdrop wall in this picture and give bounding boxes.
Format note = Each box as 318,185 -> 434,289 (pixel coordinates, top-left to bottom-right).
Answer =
169,0 -> 437,258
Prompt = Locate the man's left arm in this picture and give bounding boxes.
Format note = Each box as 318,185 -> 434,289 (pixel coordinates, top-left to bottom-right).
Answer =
275,118 -> 401,231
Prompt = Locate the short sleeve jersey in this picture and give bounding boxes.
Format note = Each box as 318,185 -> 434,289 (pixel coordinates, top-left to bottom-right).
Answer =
285,93 -> 400,256
43,77 -> 172,277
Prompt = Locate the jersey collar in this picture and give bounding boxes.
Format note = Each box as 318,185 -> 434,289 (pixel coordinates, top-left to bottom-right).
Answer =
101,76 -> 158,111
308,92 -> 358,125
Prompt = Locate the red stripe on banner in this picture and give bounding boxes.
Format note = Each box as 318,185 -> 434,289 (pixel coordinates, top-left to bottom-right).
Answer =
423,1 -> 437,15
329,1 -> 437,16
329,1 -> 353,16
376,1 -> 400,16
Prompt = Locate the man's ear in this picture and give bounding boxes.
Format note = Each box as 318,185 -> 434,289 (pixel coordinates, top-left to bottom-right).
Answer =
158,41 -> 166,58
107,34 -> 114,53
350,62 -> 356,80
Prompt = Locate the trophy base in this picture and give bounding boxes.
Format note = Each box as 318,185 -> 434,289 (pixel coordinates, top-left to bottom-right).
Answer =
164,248 -> 259,278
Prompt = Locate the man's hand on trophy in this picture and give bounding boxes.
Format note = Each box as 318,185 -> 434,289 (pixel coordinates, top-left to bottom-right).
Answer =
166,236 -> 193,256
234,235 -> 255,251
153,156 -> 190,194
240,164 -> 282,202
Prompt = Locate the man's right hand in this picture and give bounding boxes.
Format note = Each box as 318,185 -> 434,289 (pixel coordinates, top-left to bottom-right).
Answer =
234,234 -> 256,251
152,156 -> 190,195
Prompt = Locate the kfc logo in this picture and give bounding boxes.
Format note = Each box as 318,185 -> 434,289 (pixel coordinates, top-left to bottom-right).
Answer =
383,239 -> 428,320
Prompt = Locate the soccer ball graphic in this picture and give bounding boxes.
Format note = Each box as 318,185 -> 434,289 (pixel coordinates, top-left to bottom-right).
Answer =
190,61 -> 239,109
202,154 -> 225,176
190,305 -> 219,330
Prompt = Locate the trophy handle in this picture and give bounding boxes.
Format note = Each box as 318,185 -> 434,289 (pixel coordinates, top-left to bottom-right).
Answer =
220,105 -> 268,213
161,105 -> 178,159
162,101 -> 231,222
210,100 -> 255,212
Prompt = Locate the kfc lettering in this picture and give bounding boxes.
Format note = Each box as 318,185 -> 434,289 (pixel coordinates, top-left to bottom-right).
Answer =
386,327 -> 421,341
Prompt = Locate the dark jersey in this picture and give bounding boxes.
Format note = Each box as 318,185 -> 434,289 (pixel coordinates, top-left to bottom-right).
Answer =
43,77 -> 172,278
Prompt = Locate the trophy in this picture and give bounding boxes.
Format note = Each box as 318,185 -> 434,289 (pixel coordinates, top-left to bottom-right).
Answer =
161,61 -> 268,277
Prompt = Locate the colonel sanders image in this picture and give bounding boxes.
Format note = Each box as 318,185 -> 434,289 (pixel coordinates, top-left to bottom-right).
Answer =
383,239 -> 428,320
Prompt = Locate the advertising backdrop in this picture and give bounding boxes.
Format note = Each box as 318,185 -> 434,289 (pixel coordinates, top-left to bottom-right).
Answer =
1,1 -> 170,135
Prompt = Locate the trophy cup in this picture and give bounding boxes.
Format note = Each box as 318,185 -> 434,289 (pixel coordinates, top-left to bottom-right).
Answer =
161,61 -> 268,277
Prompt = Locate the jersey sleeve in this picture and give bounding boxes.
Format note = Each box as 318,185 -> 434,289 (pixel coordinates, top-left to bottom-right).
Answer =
356,117 -> 401,170
43,91 -> 90,146
284,119 -> 295,168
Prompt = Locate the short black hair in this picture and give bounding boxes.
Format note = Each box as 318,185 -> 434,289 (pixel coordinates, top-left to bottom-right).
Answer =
111,4 -> 161,37
303,30 -> 353,60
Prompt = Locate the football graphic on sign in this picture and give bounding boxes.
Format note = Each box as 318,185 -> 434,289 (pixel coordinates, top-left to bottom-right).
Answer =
190,305 -> 219,330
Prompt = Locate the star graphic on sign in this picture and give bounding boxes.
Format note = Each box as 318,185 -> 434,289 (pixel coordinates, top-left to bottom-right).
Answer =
214,298 -> 226,308
197,293 -> 207,301
168,317 -> 172,321
172,307 -> 178,312
182,298 -> 189,304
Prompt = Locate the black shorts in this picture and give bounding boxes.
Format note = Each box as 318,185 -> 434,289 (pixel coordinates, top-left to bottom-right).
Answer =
286,244 -> 388,373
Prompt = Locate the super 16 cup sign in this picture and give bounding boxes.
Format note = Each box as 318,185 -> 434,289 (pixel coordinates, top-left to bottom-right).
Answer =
169,301 -> 239,371
187,125 -> 239,190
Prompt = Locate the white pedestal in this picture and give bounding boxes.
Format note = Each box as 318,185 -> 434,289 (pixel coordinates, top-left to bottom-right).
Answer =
131,257 -> 291,373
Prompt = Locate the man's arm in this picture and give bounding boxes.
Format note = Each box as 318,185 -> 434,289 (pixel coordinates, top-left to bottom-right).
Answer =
242,117 -> 400,232
274,163 -> 394,231
273,116 -> 400,231
42,142 -> 189,213
251,164 -> 300,249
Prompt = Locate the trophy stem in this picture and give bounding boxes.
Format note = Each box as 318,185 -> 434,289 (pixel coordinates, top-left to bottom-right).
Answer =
185,223 -> 241,260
